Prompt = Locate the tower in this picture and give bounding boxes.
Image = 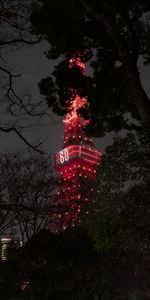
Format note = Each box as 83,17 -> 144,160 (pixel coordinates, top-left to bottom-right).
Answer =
52,55 -> 102,232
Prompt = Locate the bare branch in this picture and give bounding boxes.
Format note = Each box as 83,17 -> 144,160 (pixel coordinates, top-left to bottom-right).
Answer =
0,35 -> 42,46
0,2 -> 46,155
0,126 -> 43,154
0,65 -> 21,78
0,66 -> 21,110
0,65 -> 49,117
0,203 -> 53,214
0,202 -> 74,216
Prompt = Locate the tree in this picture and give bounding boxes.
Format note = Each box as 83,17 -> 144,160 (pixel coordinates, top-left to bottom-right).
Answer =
0,152 -> 56,243
82,128 -> 150,299
30,0 -> 150,138
0,227 -> 149,300
84,125 -> 150,249
0,229 -> 99,300
0,0 -> 46,153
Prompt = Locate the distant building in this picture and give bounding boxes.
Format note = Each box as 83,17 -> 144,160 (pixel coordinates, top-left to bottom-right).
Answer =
0,237 -> 22,261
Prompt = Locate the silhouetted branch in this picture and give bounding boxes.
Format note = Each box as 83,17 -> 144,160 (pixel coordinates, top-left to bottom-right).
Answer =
0,35 -> 42,46
0,65 -> 21,79
0,202 -> 75,216
0,126 -> 43,154
80,0 -> 150,121
0,203 -> 53,214
0,65 -> 49,117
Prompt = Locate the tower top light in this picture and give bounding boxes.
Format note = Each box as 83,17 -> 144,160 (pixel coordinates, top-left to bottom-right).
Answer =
63,94 -> 88,125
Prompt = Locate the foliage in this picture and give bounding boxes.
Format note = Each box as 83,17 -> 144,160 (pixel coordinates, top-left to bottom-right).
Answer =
84,128 -> 150,255
1,228 -> 149,300
31,0 -> 150,133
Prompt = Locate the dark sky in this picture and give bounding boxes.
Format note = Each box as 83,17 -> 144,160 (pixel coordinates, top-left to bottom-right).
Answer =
0,40 -> 150,158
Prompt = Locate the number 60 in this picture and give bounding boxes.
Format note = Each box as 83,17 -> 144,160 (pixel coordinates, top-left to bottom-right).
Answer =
60,149 -> 69,163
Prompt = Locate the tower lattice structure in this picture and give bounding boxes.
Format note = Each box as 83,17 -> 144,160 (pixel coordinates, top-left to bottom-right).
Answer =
52,55 -> 102,232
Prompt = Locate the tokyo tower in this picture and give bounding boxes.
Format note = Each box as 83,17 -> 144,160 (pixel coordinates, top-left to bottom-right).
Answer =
51,55 -> 102,233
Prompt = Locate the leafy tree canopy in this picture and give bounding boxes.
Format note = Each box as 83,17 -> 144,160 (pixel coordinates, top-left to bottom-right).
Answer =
1,228 -> 149,300
31,0 -> 150,136
84,127 -> 150,255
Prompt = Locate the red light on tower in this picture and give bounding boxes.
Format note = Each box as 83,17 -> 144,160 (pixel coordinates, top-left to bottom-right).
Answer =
50,55 -> 102,233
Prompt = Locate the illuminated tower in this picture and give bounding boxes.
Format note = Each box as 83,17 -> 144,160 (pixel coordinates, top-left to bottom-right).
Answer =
52,56 -> 102,232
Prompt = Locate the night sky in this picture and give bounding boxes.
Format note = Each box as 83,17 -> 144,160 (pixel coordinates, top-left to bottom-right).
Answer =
1,40 -> 150,158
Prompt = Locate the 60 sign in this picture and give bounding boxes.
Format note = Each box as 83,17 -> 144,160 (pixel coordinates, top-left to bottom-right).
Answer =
59,148 -> 69,163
